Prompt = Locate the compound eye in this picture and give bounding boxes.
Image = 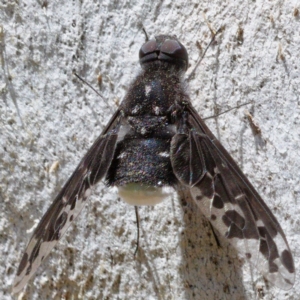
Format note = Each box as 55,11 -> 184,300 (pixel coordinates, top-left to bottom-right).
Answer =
161,40 -> 187,60
139,39 -> 157,60
139,36 -> 189,71
161,39 -> 188,69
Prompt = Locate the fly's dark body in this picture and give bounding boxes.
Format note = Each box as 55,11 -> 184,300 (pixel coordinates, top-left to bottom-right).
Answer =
106,66 -> 184,187
107,35 -> 190,189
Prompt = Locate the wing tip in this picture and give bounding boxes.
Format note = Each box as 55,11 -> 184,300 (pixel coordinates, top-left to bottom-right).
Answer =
12,276 -> 27,294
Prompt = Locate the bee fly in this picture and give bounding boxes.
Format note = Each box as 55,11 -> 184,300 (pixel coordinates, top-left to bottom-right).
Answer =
13,35 -> 295,292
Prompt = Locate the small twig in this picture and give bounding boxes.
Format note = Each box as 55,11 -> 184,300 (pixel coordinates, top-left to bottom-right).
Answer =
73,71 -> 113,111
134,206 -> 140,256
187,26 -> 224,81
73,71 -> 105,100
203,101 -> 253,120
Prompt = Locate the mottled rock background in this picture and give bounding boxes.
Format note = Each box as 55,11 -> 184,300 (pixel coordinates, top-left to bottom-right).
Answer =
1,1 -> 299,299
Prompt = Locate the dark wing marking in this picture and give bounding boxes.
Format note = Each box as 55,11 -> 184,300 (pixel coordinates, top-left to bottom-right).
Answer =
171,105 -> 295,290
13,110 -> 121,293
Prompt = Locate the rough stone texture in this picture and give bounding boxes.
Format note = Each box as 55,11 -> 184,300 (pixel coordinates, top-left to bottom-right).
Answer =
1,0 -> 299,299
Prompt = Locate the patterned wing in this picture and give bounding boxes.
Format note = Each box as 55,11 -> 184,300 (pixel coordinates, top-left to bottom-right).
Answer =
171,106 -> 295,290
13,111 -> 121,293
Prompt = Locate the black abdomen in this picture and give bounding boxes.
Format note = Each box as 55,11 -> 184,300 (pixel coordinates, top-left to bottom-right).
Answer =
106,137 -> 177,187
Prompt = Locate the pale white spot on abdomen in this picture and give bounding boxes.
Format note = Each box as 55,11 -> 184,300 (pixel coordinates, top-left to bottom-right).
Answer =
118,183 -> 173,206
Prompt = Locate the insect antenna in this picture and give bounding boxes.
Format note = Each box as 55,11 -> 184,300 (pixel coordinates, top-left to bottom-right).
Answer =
142,27 -> 149,42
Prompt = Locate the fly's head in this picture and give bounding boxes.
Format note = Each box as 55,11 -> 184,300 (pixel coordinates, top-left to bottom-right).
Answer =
139,35 -> 188,73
